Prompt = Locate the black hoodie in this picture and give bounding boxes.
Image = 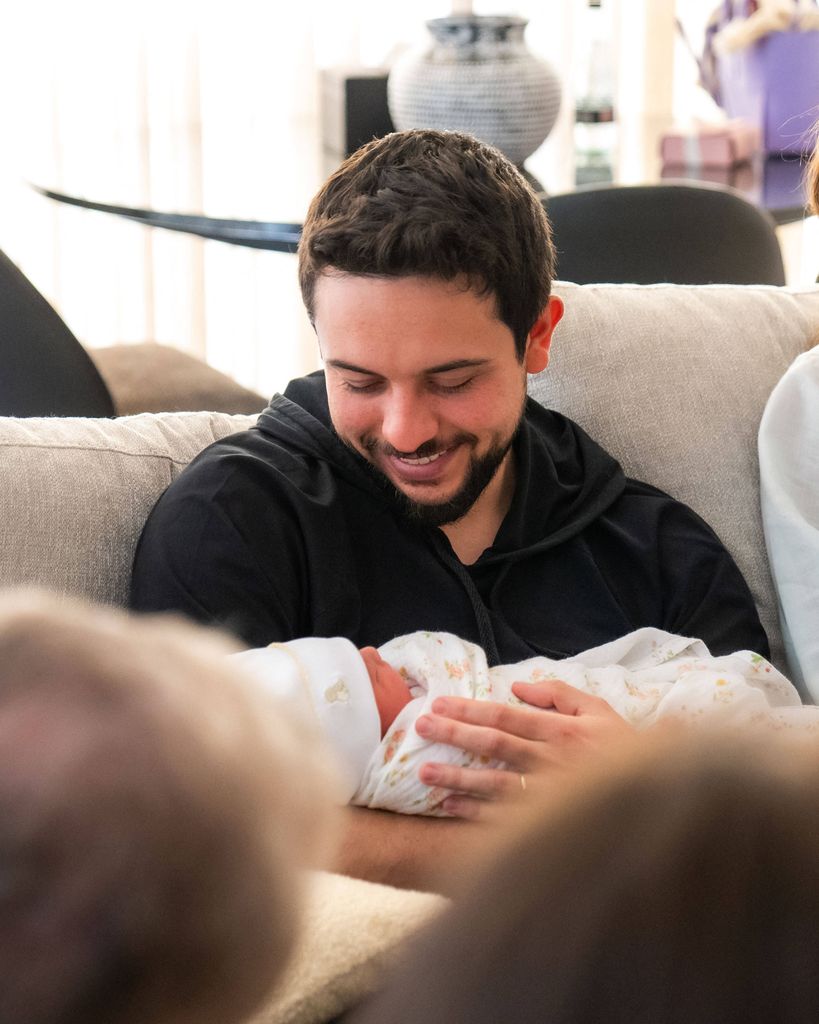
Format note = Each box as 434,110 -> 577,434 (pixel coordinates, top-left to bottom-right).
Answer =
130,372 -> 768,661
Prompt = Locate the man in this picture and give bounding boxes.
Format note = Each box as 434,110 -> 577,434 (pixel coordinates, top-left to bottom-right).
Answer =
131,130 -> 767,891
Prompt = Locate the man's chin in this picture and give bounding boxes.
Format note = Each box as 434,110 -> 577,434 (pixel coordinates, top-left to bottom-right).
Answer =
364,460 -> 476,526
393,490 -> 472,528
392,453 -> 510,528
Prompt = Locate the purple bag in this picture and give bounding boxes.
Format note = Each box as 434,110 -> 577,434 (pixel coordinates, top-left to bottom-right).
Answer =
718,26 -> 819,153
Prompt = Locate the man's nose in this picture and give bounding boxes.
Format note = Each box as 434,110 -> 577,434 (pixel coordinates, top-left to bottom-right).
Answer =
380,389 -> 438,454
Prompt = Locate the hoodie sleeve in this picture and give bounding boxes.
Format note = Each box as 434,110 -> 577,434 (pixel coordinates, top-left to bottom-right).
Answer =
128,424 -> 339,648
651,496 -> 771,662
131,479 -> 307,646
586,482 -> 770,665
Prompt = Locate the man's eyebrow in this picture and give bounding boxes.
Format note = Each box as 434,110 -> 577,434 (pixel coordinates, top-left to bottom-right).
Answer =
325,358 -> 490,374
426,359 -> 490,373
325,359 -> 379,374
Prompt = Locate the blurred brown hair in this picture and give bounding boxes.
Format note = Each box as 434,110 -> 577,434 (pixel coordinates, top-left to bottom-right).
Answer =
298,129 -> 555,359
353,728 -> 819,1024
809,138 -> 819,215
0,590 -> 335,1024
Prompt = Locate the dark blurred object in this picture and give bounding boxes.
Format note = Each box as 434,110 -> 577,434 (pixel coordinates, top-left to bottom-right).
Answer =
33,186 -> 301,253
543,182 -> 786,286
321,67 -> 394,158
0,248 -> 115,417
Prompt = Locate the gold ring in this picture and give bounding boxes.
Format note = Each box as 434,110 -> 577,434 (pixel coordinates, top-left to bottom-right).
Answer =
519,773 -> 527,792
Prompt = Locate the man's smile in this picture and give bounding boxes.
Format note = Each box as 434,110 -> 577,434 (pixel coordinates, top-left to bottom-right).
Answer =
384,444 -> 462,487
395,448 -> 452,466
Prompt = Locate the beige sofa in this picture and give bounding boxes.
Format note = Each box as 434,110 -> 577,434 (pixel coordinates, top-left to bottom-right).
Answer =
1,280 -> 818,1021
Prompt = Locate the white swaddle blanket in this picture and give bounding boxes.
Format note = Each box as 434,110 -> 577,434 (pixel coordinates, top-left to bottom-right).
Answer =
236,628 -> 817,817
354,628 -> 817,815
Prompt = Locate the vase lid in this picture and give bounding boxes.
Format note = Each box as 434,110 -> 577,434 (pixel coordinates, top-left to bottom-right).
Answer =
426,14 -> 528,46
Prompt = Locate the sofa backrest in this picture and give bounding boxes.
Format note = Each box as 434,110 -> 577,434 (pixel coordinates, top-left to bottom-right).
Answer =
0,411 -> 254,606
1,282 -> 818,674
531,282 -> 819,672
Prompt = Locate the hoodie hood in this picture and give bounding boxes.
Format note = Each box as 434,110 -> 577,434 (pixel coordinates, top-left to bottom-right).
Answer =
259,371 -> 360,472
480,398 -> 625,565
257,370 -> 626,557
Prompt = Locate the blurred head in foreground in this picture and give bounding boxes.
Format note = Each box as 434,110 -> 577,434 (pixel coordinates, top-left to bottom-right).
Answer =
354,726 -> 819,1024
0,589 -> 335,1024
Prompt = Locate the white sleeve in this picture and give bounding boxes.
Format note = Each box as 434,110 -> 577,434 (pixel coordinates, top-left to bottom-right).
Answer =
759,348 -> 819,701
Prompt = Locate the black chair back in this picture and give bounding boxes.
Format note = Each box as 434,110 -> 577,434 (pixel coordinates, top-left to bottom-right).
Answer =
543,183 -> 787,286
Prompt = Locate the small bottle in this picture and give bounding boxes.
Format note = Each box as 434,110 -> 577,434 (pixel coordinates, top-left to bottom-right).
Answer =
574,0 -> 617,185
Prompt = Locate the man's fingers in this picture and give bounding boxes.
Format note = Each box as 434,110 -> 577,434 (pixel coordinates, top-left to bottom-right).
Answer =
416,711 -> 538,764
416,689 -> 631,805
419,762 -> 529,820
419,761 -> 522,799
426,696 -> 549,742
511,678 -> 616,717
438,794 -> 485,821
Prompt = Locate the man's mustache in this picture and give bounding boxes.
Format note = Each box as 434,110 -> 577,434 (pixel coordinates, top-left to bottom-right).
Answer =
362,434 -> 476,459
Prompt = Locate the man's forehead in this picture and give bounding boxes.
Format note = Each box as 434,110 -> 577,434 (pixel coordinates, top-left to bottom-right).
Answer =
312,270 -> 500,316
313,273 -> 513,370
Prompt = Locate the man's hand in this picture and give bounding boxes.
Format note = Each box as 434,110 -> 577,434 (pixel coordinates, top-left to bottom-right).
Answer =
416,679 -> 634,820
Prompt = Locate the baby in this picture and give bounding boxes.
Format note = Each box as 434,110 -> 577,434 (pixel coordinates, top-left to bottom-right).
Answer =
236,627 -> 819,816
0,590 -> 336,1024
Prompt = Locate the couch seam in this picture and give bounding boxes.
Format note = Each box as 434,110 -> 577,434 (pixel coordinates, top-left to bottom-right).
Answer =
0,441 -> 194,466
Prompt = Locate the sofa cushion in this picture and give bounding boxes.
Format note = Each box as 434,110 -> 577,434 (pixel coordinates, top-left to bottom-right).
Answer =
88,343 -> 268,415
0,411 -> 254,607
529,282 -> 819,672
260,871 -> 446,1024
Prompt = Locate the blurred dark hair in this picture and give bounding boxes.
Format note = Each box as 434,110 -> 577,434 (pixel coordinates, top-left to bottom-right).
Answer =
352,729 -> 819,1024
298,129 -> 555,358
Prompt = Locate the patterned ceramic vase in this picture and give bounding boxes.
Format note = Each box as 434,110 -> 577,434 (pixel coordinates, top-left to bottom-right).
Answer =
387,15 -> 562,169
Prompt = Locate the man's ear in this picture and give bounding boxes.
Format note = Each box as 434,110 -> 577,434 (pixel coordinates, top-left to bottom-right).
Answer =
524,295 -> 564,375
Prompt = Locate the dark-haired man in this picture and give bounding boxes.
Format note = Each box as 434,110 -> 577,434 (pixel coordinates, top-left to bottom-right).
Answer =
131,130 -> 767,891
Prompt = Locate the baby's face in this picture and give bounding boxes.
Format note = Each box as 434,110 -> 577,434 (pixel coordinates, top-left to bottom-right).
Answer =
359,647 -> 412,737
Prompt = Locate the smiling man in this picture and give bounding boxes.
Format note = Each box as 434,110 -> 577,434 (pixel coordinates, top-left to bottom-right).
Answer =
131,130 -> 767,891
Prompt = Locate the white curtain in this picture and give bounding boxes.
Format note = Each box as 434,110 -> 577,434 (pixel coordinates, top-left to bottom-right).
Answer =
0,1 -> 672,397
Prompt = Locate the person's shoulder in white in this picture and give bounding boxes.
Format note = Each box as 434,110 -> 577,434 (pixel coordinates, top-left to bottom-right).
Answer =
759,346 -> 819,701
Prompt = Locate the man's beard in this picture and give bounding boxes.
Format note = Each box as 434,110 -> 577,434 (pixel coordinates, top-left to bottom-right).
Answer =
352,427 -> 521,528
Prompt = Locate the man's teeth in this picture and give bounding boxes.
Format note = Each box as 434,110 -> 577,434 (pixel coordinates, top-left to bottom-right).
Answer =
399,450 -> 447,465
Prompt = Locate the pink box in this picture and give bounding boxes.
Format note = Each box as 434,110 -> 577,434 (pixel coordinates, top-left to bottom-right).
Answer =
660,120 -> 761,169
